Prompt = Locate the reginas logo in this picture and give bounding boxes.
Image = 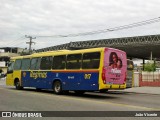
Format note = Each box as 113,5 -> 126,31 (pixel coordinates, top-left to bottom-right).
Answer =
30,71 -> 47,79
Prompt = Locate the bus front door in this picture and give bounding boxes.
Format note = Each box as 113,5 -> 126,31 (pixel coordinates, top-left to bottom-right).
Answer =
6,61 -> 15,86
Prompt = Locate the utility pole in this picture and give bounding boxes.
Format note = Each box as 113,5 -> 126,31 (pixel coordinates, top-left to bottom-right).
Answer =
25,35 -> 36,54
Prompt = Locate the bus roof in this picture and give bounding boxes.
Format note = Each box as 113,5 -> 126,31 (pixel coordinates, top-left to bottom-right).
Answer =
10,47 -> 125,60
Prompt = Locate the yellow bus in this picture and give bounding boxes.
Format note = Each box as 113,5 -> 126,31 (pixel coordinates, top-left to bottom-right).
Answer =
126,59 -> 134,88
6,47 -> 127,94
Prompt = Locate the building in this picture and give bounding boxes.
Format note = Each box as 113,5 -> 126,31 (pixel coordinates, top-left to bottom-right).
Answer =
0,47 -> 29,74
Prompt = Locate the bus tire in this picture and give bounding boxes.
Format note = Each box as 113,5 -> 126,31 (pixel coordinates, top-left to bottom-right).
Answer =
53,81 -> 63,95
15,80 -> 23,90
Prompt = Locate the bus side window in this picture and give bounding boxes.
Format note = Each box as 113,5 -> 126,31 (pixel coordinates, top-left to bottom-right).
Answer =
66,54 -> 82,69
7,61 -> 14,73
52,55 -> 66,69
30,58 -> 41,70
14,59 -> 22,70
21,58 -> 30,70
40,56 -> 52,70
30,58 -> 37,70
82,52 -> 100,69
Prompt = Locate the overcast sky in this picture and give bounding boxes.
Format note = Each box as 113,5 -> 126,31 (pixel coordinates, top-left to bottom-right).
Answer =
0,0 -> 160,50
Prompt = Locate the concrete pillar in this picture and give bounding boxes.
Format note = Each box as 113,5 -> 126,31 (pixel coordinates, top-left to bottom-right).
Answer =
134,72 -> 140,87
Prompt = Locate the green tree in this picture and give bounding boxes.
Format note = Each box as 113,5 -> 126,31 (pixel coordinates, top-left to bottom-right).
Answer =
144,61 -> 156,72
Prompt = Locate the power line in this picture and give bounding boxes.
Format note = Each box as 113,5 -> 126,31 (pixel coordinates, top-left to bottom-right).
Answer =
34,17 -> 160,38
9,41 -> 25,47
7,37 -> 26,47
0,36 -> 25,47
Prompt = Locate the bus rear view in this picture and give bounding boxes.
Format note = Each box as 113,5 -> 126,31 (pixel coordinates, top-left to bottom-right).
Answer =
99,48 -> 127,91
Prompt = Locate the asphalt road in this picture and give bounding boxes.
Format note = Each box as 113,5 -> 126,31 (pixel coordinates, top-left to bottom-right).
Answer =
0,80 -> 160,120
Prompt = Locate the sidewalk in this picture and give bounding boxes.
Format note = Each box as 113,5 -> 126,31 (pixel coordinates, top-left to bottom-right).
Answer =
123,86 -> 160,95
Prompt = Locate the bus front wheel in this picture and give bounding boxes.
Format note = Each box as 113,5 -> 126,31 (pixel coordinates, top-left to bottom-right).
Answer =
15,80 -> 23,90
53,81 -> 62,95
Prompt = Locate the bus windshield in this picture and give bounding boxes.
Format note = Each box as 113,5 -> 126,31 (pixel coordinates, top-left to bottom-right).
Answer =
127,60 -> 134,70
126,59 -> 134,88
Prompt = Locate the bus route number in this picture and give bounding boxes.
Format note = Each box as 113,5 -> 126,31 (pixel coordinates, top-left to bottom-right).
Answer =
84,74 -> 91,79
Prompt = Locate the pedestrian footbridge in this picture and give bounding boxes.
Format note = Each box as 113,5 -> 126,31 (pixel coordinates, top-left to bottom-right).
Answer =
35,34 -> 160,60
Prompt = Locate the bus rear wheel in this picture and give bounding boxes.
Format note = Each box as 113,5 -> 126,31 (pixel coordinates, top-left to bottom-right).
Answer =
15,80 -> 23,90
53,81 -> 62,95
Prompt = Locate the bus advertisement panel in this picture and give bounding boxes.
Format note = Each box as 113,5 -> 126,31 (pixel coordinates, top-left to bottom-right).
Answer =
104,48 -> 127,85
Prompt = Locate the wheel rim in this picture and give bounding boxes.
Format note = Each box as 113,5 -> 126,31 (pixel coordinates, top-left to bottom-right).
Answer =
16,81 -> 19,87
54,82 -> 61,93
